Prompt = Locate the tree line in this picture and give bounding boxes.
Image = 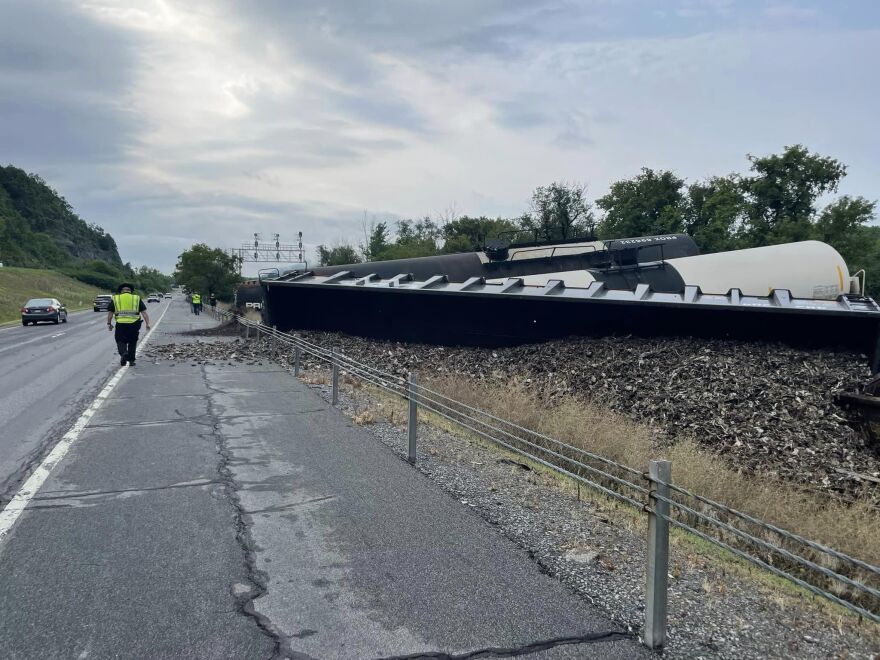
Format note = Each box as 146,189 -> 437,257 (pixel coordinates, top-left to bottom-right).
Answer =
62,259 -> 173,295
318,145 -> 878,294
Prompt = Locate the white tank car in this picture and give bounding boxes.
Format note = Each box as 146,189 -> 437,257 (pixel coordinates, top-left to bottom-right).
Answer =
666,241 -> 851,299
505,241 -> 858,300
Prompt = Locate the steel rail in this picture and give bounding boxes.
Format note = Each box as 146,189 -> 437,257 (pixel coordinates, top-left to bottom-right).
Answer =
411,388 -> 649,496
416,398 -> 645,510
657,511 -> 880,623
650,478 -> 880,577
408,380 -> 646,480
650,491 -> 880,600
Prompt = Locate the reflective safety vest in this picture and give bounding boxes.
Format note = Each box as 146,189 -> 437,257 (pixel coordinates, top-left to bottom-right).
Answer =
112,292 -> 141,324
192,293 -> 202,304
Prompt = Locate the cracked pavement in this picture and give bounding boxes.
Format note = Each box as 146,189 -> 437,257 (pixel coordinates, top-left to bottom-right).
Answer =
0,301 -> 648,658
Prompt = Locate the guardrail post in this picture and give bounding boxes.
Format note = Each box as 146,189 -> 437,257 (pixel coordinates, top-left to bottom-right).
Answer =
645,459 -> 671,650
407,372 -> 418,464
294,344 -> 301,377
256,324 -> 261,340
331,351 -> 339,406
245,323 -> 250,339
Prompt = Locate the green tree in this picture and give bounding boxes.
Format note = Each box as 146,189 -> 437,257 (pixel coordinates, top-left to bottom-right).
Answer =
813,196 -> 877,271
396,218 -> 442,247
174,243 -> 241,300
317,243 -> 362,266
740,145 -> 847,247
682,175 -> 745,253
441,216 -> 518,253
362,221 -> 390,261
370,218 -> 442,261
522,182 -> 594,241
596,168 -> 685,239
848,226 -> 880,298
135,266 -> 174,293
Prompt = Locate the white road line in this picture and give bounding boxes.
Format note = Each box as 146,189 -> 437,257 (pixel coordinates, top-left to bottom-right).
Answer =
0,302 -> 171,550
0,332 -> 66,355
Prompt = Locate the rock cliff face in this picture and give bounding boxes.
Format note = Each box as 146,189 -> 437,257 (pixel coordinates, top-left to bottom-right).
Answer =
0,165 -> 122,267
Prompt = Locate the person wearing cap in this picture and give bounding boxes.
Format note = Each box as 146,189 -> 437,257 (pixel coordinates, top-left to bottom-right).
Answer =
106,283 -> 151,366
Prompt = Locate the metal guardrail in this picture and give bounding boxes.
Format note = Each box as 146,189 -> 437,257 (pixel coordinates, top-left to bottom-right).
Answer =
211,308 -> 880,647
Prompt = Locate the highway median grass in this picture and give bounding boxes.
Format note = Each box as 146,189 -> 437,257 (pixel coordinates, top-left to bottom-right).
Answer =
0,266 -> 108,324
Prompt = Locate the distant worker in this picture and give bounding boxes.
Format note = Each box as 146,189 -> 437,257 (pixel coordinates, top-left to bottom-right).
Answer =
191,292 -> 202,315
209,292 -> 217,310
107,283 -> 151,367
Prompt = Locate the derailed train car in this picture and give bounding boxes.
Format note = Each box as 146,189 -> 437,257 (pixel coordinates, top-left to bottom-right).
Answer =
295,233 -> 700,282
234,279 -> 264,310
237,233 -> 698,307
258,237 -> 880,371
503,240 -> 858,299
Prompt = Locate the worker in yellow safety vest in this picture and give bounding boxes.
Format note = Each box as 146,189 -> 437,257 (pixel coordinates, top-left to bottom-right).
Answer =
191,292 -> 202,315
106,282 -> 151,367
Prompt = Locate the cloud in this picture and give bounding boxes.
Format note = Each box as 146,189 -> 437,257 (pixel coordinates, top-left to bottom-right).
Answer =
0,1 -> 137,166
492,93 -> 555,130
762,5 -> 823,23
0,0 -> 878,274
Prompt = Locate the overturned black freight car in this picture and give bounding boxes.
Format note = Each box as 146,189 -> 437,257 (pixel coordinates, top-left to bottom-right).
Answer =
258,240 -> 880,370
236,233 -> 699,306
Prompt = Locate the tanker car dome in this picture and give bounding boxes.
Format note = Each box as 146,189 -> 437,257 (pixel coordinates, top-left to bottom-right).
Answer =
484,238 -> 510,262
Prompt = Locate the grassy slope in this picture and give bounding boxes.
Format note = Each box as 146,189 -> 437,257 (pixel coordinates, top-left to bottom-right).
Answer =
0,267 -> 107,324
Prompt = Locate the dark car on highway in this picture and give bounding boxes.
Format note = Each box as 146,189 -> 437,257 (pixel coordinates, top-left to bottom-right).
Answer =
21,298 -> 68,325
93,294 -> 112,312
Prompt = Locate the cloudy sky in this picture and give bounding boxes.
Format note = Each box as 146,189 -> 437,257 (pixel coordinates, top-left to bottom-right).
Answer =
1,0 -> 878,274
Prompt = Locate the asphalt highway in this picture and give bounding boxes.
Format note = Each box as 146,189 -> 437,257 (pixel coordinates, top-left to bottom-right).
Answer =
0,301 -> 646,658
0,300 -> 170,504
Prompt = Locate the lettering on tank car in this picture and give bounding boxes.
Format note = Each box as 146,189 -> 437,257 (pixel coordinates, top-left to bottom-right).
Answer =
615,236 -> 678,244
